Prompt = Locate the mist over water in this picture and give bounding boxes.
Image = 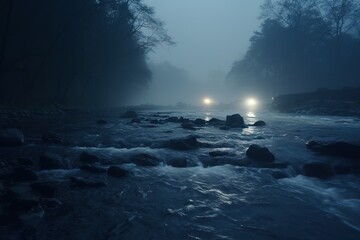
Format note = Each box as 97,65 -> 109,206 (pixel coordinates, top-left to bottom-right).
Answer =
1,1 -> 360,240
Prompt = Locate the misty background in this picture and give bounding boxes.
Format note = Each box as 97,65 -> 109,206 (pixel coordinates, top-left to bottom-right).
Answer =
0,0 -> 359,108
141,0 -> 263,106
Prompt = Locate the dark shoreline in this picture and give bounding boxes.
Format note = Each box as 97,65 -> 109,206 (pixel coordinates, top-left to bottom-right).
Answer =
272,87 -> 360,117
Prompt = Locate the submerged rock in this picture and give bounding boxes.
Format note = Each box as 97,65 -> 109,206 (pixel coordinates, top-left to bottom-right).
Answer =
167,158 -> 188,168
166,136 -> 199,150
42,131 -> 63,144
122,110 -> 138,118
79,152 -> 99,164
107,166 -> 129,178
246,144 -> 275,163
166,116 -> 179,123
219,126 -> 230,130
252,120 -> 266,126
0,128 -> 24,147
303,162 -> 334,179
181,122 -> 196,130
306,141 -> 360,158
207,118 -> 224,125
39,152 -> 69,170
131,154 -> 160,166
209,151 -> 230,157
194,118 -> 206,126
226,114 -> 245,127
271,171 -> 289,179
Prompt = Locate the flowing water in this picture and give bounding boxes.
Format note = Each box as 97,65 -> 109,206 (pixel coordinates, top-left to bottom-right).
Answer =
3,109 -> 360,240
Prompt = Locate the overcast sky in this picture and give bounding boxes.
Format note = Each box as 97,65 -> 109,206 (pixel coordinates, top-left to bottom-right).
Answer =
146,0 -> 263,82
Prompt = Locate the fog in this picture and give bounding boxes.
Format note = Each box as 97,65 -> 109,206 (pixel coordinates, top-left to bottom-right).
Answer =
139,0 -> 263,106
1,0 -> 359,108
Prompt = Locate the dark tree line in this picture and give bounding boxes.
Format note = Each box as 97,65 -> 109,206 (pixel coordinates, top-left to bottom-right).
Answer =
0,0 -> 172,107
227,0 -> 360,98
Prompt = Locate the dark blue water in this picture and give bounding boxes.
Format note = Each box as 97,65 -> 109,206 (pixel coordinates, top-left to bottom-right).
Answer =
11,110 -> 360,240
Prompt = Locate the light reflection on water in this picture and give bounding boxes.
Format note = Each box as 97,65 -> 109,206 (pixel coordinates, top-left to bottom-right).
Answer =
246,112 -> 256,118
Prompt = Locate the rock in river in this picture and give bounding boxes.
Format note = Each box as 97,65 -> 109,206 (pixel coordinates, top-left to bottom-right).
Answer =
79,152 -> 100,164
303,162 -> 334,179
246,144 -> 275,163
0,128 -> 24,147
306,141 -> 360,158
39,152 -> 70,170
252,120 -> 266,126
131,154 -> 160,167
165,135 -> 199,151
107,166 -> 129,178
42,131 -> 63,144
226,114 -> 245,127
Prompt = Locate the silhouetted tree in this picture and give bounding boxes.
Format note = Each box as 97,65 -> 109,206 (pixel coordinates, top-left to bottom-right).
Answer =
228,0 -> 360,98
0,0 -> 172,107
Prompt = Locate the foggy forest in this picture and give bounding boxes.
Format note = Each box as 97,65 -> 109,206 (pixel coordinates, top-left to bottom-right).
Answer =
1,1 -> 360,240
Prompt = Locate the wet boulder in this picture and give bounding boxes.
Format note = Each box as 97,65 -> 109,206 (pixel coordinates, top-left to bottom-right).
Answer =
167,158 -> 188,168
252,120 -> 266,127
306,141 -> 360,158
107,166 -> 129,178
209,151 -> 230,157
226,114 -> 245,127
166,116 -> 179,123
334,165 -> 353,175
219,126 -> 230,130
131,154 -> 160,167
165,135 -> 199,151
207,118 -> 225,125
246,144 -> 275,163
122,110 -> 138,118
194,119 -> 206,126
179,117 -> 190,123
271,171 -> 289,180
79,152 -> 99,164
303,162 -> 334,179
42,131 -> 63,144
181,122 -> 196,130
39,152 -> 70,170
0,128 -> 24,147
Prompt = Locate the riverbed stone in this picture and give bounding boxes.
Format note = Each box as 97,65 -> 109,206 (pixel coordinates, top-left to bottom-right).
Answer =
107,166 -> 129,178
226,114 -> 245,127
303,162 -> 334,179
246,144 -> 275,163
0,128 -> 24,147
